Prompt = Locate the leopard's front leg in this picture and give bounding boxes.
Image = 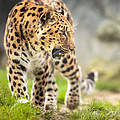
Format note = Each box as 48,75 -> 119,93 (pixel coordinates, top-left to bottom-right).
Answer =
7,59 -> 29,101
65,65 -> 82,110
31,59 -> 57,110
54,53 -> 82,110
44,61 -> 58,110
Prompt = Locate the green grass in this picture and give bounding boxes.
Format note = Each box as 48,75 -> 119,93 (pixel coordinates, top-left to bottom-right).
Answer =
0,70 -> 120,120
0,70 -> 54,120
70,101 -> 120,120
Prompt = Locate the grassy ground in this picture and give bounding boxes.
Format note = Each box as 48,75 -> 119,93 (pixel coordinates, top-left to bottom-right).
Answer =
0,70 -> 120,120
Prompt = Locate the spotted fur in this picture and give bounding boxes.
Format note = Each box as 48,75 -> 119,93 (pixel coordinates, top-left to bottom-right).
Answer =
4,0 -> 97,110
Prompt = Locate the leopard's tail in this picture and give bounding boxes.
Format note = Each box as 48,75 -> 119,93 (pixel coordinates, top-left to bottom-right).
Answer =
80,71 -> 98,95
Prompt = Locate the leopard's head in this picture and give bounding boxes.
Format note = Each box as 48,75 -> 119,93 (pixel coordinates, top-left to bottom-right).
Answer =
37,9 -> 75,57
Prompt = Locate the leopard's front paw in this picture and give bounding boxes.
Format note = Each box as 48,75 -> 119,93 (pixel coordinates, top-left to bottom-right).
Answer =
44,94 -> 57,110
44,104 -> 57,110
65,94 -> 82,110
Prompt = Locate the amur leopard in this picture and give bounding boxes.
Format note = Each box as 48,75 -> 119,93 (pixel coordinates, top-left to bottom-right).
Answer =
4,0 -> 98,110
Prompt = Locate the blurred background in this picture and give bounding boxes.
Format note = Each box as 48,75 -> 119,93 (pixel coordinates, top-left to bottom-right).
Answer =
0,0 -> 120,92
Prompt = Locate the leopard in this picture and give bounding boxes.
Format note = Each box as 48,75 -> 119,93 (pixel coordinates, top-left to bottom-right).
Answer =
4,0 -> 98,110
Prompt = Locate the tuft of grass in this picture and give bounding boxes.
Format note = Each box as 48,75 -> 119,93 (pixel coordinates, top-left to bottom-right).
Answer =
70,101 -> 120,120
